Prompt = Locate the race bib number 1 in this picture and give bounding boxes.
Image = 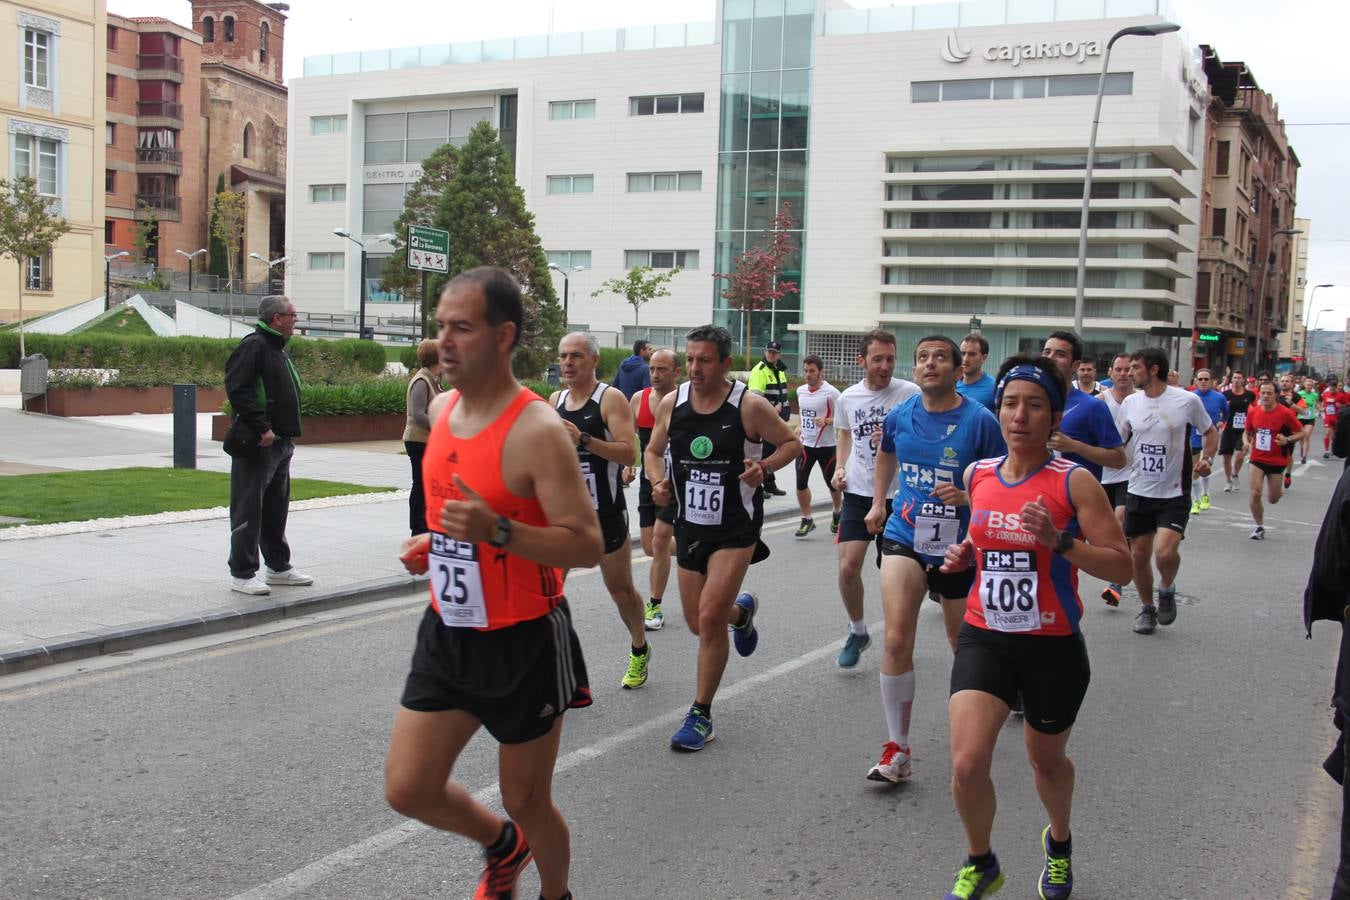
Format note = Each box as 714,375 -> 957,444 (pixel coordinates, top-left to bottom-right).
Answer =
914,502 -> 960,557
981,549 -> 1040,633
430,533 -> 488,628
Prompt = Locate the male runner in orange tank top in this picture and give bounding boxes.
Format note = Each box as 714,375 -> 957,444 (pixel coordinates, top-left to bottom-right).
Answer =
386,268 -> 603,900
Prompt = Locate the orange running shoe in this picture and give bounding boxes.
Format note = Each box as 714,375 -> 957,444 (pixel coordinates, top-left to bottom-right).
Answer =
475,821 -> 532,900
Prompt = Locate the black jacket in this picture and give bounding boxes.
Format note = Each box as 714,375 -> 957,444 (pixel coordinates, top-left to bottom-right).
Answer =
225,323 -> 303,438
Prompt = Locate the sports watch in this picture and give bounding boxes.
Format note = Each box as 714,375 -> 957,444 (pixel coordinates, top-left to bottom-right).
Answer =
578,432 -> 591,449
488,515 -> 512,548
1052,530 -> 1074,555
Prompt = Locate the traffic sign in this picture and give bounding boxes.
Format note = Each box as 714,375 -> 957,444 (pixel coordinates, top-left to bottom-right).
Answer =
407,225 -> 449,273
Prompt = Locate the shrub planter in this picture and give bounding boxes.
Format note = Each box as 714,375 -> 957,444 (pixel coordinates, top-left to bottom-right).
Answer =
211,413 -> 406,445
25,386 -> 229,417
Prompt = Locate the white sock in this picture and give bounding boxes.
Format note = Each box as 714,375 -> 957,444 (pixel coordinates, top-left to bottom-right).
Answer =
849,619 -> 868,636
880,671 -> 915,747
1199,474 -> 1210,496
1191,480 -> 1202,503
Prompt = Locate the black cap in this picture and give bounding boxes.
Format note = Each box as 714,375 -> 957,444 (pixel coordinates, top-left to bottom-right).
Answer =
766,340 -> 782,351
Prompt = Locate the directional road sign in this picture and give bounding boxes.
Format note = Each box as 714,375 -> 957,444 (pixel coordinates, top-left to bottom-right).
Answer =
407,225 -> 449,274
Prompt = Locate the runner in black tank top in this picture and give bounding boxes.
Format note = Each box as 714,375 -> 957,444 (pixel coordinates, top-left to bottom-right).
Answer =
554,332 -> 651,690
642,325 -> 802,752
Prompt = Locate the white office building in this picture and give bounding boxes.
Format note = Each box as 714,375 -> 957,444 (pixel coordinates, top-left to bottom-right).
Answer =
287,0 -> 1204,372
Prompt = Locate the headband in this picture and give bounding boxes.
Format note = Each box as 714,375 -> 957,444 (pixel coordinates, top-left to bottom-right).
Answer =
995,364 -> 1065,412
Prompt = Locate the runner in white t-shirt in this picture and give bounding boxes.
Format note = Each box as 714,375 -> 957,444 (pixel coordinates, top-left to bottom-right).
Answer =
793,354 -> 843,538
1098,352 -> 1135,607
1117,348 -> 1218,635
830,330 -> 920,668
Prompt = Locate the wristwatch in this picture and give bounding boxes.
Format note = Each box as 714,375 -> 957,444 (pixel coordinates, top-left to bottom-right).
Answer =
488,515 -> 512,549
578,432 -> 591,450
1052,530 -> 1074,555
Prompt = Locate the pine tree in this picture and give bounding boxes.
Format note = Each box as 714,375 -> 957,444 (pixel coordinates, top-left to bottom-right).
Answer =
433,121 -> 562,378
207,173 -> 229,281
381,142 -> 459,312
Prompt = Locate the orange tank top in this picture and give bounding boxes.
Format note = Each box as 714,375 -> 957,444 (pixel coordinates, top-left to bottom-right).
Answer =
423,387 -> 564,630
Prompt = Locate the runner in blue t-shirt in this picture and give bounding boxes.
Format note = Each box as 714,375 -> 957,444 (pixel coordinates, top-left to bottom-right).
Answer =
1188,368 -> 1229,512
956,332 -> 998,412
1041,331 -> 1127,481
860,335 -> 1005,785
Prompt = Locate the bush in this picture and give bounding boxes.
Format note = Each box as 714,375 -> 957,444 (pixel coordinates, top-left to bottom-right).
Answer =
598,347 -> 627,379
399,345 -> 419,372
223,377 -> 408,417
522,379 -> 554,400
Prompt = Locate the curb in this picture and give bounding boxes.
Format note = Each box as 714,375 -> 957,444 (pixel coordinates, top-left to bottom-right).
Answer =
0,499 -> 835,677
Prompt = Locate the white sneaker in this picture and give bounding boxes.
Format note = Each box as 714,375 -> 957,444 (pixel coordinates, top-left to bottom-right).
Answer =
866,741 -> 912,783
265,567 -> 315,586
231,575 -> 271,595
1250,526 -> 1265,540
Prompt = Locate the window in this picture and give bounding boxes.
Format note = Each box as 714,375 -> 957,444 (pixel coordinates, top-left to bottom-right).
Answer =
626,171 -> 701,192
260,21 -> 270,63
104,220 -> 115,244
14,134 -> 59,196
223,16 -> 235,42
242,123 -> 254,159
24,252 -> 52,291
1196,271 -> 1211,312
1210,207 -> 1227,239
309,184 -> 346,203
1236,212 -> 1248,249
1239,148 -> 1252,188
107,25 -> 117,49
106,123 -> 116,145
311,115 -> 347,135
625,250 -> 698,269
913,74 -> 1131,104
105,169 -> 115,193
547,250 -> 592,269
629,93 -> 704,115
546,174 -> 593,194
308,252 -> 345,270
202,16 -> 214,42
362,183 -> 408,234
549,100 -> 596,120
1214,141 -> 1230,176
107,74 -> 116,98
23,29 -> 51,89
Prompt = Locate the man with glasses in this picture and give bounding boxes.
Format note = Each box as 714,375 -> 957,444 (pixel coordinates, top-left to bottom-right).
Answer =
1188,369 -> 1228,513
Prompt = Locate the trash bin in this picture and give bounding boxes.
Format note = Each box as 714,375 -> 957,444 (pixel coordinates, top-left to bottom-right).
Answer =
360,326 -> 375,341
20,353 -> 48,414
547,363 -> 561,387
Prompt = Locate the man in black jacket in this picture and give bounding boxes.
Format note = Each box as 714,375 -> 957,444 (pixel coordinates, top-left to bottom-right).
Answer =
225,295 -> 312,595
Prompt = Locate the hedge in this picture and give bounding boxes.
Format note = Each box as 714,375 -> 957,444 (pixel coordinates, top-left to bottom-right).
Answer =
223,377 -> 408,417
2,331 -> 385,388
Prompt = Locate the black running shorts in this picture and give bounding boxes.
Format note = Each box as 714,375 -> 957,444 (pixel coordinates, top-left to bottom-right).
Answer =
1103,480 -> 1128,509
795,445 -> 838,492
1252,460 -> 1286,477
1123,492 -> 1190,538
837,492 -> 889,568
637,477 -> 677,528
950,622 -> 1090,735
600,509 -> 630,555
1220,427 -> 1245,457
674,528 -> 769,574
879,538 -> 976,601
400,602 -> 591,745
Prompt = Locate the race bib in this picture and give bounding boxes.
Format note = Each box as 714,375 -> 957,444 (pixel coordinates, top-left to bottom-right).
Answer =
1255,428 -> 1272,452
579,461 -> 599,510
1327,402 -> 1337,417
683,470 -> 724,526
430,533 -> 487,628
1136,443 -> 1167,480
1232,413 -> 1246,430
914,501 -> 960,557
980,549 -> 1040,633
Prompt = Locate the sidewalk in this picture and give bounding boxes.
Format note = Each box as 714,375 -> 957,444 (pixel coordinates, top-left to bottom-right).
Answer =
0,406 -> 836,673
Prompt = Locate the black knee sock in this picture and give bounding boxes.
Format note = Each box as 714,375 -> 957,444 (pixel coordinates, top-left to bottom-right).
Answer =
485,820 -> 513,855
649,597 -> 662,606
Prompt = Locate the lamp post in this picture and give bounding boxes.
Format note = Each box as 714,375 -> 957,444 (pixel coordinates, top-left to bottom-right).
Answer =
104,250 -> 130,311
1250,227 -> 1303,372
334,229 -> 394,339
1073,21 -> 1180,337
547,263 -> 586,326
174,247 -> 207,292
1306,284 -> 1336,327
249,252 -> 290,297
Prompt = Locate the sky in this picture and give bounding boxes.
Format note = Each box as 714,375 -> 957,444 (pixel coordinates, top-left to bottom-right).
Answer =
112,0 -> 1350,334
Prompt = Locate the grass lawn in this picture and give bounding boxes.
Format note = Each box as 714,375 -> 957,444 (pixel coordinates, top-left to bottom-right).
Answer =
0,467 -> 392,527
77,307 -> 155,337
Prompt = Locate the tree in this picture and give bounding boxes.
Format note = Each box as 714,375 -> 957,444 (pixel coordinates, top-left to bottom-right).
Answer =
0,175 -> 70,357
211,188 -> 247,334
591,266 -> 681,329
433,121 -> 562,378
380,142 -> 460,313
713,202 -> 799,369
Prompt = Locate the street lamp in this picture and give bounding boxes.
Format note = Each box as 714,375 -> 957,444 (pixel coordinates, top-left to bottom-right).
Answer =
174,247 -> 207,292
547,263 -> 586,325
1306,284 -> 1336,326
1251,227 -> 1303,371
334,229 -> 395,339
103,250 -> 130,311
1073,21 -> 1181,336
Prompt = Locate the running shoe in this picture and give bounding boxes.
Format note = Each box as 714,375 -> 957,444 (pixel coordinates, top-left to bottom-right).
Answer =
1156,588 -> 1177,626
866,741 -> 912,783
475,821 -> 532,900
836,631 -> 871,668
1199,493 -> 1211,511
1038,825 -> 1073,900
1250,525 -> 1265,540
670,706 -> 714,752
1284,472 -> 1293,489
731,592 -> 759,657
830,511 -> 841,534
795,518 -> 816,538
643,602 -> 664,631
1222,479 -> 1234,493
1190,500 -> 1201,515
1326,452 -> 1333,459
945,858 -> 1004,899
1133,605 -> 1158,635
621,646 -> 650,690
1101,584 -> 1121,607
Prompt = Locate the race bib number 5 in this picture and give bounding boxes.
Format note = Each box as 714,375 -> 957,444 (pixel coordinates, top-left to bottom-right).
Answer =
981,549 -> 1040,633
430,533 -> 488,628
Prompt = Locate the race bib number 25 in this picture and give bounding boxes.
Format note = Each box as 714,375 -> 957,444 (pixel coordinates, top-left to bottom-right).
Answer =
430,533 -> 488,628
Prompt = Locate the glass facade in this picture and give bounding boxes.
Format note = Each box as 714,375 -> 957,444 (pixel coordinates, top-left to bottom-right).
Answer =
714,0 -> 814,363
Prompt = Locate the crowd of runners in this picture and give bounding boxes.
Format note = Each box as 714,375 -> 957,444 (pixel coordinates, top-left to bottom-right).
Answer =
385,267 -> 1347,900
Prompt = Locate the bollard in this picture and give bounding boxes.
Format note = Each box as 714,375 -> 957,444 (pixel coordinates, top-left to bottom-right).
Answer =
173,383 -> 197,469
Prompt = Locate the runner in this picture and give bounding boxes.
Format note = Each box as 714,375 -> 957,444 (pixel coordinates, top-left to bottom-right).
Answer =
388,268 -> 602,900
1039,331 -> 1127,481
793,354 -> 842,537
629,348 -> 681,631
551,332 -> 651,689
1277,374 -> 1307,490
1075,359 -> 1104,396
1245,381 -> 1311,539
1118,347 -> 1218,634
1220,372 -> 1254,492
1098,352 -> 1135,606
1297,377 -> 1320,464
937,355 -> 1131,900
864,335 -> 1005,783
957,331 -> 998,411
643,325 -> 801,751
1187,369 -> 1228,514
1323,378 -> 1348,459
831,330 -> 920,669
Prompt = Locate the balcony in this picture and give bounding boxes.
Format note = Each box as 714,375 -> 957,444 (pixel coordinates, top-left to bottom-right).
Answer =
137,53 -> 183,82
136,100 -> 183,127
135,193 -> 181,222
136,146 -> 182,175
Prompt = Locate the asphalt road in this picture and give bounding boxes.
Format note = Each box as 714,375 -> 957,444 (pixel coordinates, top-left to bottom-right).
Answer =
3,457 -> 1346,899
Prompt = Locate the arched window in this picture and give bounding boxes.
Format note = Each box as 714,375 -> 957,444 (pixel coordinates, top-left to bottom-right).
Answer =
243,123 -> 254,159
202,16 -> 214,42
223,16 -> 235,42
260,21 -> 269,63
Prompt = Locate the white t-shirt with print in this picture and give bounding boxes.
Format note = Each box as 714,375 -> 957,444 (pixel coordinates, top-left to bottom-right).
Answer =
1120,386 -> 1216,499
835,378 -> 920,498
796,381 -> 841,449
